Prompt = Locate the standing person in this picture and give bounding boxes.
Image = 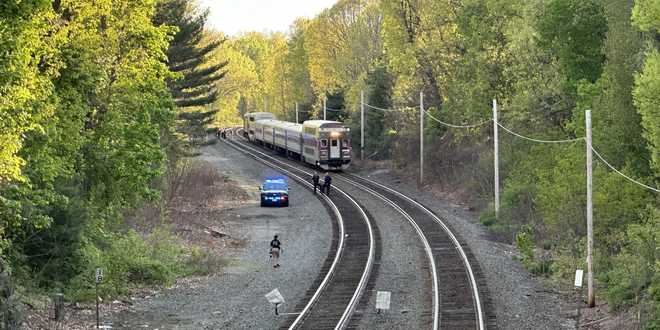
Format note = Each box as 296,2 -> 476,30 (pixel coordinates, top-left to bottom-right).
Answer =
270,235 -> 282,268
216,128 -> 222,139
323,172 -> 332,196
312,172 -> 320,194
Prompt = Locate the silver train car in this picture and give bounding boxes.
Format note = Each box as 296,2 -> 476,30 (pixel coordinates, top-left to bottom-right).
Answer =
243,112 -> 351,170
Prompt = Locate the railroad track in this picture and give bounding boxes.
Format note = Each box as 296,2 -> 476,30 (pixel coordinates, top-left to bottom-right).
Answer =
220,136 -> 376,330
338,174 -> 498,330
225,131 -> 496,329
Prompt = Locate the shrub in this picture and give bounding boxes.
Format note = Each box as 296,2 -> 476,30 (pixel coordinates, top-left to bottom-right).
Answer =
66,228 -> 186,301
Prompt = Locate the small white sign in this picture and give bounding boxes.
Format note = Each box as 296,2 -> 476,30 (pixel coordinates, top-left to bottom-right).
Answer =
574,269 -> 584,288
265,288 -> 285,305
375,291 -> 391,310
95,268 -> 103,283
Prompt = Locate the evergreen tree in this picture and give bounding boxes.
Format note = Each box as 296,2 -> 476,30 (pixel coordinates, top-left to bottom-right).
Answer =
154,0 -> 227,138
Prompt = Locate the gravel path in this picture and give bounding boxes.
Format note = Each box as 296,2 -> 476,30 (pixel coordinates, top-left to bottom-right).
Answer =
110,141 -> 333,329
354,168 -> 575,330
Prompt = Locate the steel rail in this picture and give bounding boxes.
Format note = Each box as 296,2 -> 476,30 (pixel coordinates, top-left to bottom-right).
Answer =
221,134 -> 375,330
335,176 -> 439,329
343,173 -> 486,329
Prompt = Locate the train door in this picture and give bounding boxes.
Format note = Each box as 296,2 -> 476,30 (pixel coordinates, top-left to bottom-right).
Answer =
330,138 -> 340,158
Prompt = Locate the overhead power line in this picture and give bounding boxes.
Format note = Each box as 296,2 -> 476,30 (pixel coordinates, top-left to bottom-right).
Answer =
423,109 -> 491,129
588,143 -> 659,193
497,122 -> 584,143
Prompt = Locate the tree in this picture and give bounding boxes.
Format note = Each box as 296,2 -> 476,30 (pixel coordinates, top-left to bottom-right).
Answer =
154,0 -> 227,138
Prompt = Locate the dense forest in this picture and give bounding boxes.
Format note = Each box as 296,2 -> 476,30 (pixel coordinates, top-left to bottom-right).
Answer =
0,0 -> 658,328
0,0 -> 224,326
210,0 -> 659,326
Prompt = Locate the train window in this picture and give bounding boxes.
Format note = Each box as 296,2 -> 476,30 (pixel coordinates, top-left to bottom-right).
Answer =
250,117 -> 255,122
331,140 -> 338,147
320,139 -> 328,147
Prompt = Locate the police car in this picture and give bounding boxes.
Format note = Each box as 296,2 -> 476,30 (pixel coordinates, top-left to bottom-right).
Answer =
260,177 -> 289,207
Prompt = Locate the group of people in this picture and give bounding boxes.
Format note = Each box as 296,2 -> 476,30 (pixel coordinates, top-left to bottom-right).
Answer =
216,127 -> 230,139
311,172 -> 332,196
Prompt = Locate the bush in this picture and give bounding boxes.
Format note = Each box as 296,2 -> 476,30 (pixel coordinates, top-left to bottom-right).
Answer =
603,206 -> 659,328
66,228 -> 186,301
515,226 -> 553,276
479,209 -> 497,227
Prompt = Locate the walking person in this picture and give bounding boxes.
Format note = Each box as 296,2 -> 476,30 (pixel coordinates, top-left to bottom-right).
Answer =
312,172 -> 320,194
270,235 -> 282,268
323,172 -> 332,196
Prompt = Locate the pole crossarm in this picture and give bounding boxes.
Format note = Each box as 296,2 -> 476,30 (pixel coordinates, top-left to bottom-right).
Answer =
497,122 -> 584,143
588,143 -> 660,193
423,109 -> 491,129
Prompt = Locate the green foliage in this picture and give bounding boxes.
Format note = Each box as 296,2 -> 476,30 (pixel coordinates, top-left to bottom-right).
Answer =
536,0 -> 607,85
603,206 -> 659,325
67,229 -> 186,300
633,50 -> 660,176
154,0 -> 227,138
515,225 -> 552,276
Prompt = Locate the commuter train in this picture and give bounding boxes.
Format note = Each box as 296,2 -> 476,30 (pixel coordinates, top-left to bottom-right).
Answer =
243,112 -> 351,170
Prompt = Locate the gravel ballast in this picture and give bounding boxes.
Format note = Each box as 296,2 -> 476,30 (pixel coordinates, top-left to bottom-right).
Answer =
110,141 -> 333,329
355,168 -> 576,330
337,182 -> 432,329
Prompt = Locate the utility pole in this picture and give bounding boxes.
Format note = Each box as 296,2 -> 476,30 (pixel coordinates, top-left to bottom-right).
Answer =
295,102 -> 299,124
323,98 -> 327,120
361,90 -> 365,161
419,91 -> 424,187
493,99 -> 500,216
585,109 -> 594,308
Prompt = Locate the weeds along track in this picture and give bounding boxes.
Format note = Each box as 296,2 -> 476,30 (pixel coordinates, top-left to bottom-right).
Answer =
340,173 -> 498,330
220,136 -> 376,330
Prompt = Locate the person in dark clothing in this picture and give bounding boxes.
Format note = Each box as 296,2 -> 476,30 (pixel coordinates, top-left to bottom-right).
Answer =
323,173 -> 332,196
312,172 -> 320,194
270,235 -> 282,268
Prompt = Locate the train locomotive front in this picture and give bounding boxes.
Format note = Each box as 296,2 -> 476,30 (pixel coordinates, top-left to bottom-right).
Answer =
302,120 -> 351,170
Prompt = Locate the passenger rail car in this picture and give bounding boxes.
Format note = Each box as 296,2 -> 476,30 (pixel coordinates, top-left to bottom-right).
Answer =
243,112 -> 351,170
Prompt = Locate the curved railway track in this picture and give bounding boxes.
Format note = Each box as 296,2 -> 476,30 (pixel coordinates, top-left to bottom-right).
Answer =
224,130 -> 496,329
221,136 -> 376,330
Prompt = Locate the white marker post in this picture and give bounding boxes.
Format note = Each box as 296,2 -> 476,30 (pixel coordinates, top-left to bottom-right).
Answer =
585,110 -> 594,308
575,269 -> 584,328
295,102 -> 299,124
361,90 -> 365,161
419,92 -> 424,187
375,291 -> 391,314
95,268 -> 103,328
493,99 -> 500,217
323,98 -> 327,120
265,288 -> 285,315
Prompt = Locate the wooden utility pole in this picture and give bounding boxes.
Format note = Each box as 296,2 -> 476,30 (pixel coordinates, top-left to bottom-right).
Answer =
419,92 -> 424,186
493,99 -> 500,216
361,90 -> 365,161
585,109 -> 595,307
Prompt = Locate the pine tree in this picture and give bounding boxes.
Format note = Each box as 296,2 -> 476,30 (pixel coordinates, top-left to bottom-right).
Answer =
154,0 -> 227,139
